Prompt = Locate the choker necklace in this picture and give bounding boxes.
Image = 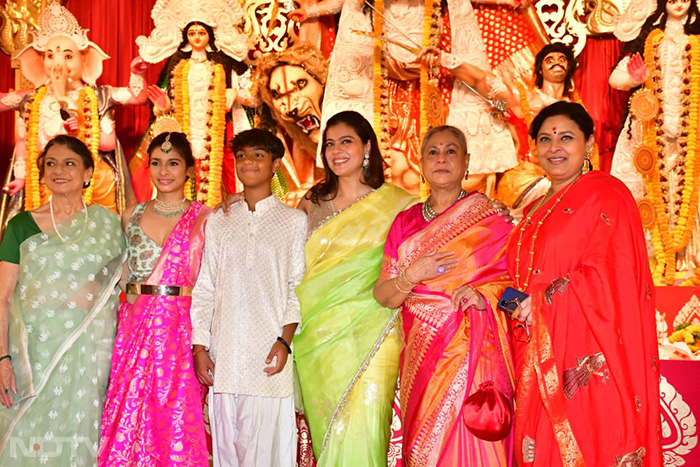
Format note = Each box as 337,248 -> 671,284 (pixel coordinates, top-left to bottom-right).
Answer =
422,189 -> 468,222
153,197 -> 187,218
50,195 -> 88,243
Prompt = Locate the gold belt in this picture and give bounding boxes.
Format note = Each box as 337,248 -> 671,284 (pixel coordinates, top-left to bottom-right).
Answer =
126,283 -> 193,297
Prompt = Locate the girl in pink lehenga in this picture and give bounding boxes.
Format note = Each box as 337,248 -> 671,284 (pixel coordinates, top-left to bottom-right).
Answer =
99,132 -> 210,466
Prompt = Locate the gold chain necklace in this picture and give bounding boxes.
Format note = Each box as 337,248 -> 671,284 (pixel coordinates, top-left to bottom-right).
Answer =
152,197 -> 187,218
514,178 -> 579,291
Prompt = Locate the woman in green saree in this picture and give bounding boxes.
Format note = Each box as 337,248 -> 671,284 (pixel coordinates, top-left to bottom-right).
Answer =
295,111 -> 416,466
0,135 -> 126,466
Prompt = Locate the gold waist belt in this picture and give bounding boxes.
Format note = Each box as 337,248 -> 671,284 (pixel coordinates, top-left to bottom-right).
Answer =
126,283 -> 192,297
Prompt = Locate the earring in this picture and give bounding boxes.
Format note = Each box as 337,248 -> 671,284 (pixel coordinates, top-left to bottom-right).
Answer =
420,173 -> 425,184
362,152 -> 370,170
582,150 -> 592,174
464,170 -> 469,181
83,180 -> 91,189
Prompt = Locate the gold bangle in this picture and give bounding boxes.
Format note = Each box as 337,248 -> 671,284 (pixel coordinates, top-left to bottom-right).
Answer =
395,276 -> 414,294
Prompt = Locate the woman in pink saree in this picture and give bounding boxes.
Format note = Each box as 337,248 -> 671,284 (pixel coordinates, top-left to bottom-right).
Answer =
374,126 -> 514,466
99,132 -> 210,466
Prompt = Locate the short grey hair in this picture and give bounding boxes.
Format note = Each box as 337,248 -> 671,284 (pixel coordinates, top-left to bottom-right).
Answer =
420,125 -> 468,157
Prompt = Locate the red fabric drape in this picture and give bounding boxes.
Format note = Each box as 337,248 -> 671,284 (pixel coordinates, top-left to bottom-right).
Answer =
573,36 -> 630,173
0,51 -> 14,185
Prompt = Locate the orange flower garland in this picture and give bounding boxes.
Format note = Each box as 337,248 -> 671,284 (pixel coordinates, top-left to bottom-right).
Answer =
76,86 -> 100,205
173,59 -> 226,207
24,87 -> 47,211
638,29 -> 700,284
372,0 -> 391,182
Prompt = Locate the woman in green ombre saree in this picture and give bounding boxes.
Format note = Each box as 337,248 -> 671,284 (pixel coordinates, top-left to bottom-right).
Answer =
0,136 -> 126,466
295,111 -> 416,466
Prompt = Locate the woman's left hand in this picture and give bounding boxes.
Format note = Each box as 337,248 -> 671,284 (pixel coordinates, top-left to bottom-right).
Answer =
451,284 -> 486,311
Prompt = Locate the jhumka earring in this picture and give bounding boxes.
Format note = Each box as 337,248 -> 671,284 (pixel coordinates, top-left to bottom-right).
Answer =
582,150 -> 592,174
161,133 -> 173,154
362,152 -> 370,170
464,170 -> 469,180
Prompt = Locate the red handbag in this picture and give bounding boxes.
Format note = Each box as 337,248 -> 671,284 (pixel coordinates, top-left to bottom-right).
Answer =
462,307 -> 513,441
462,380 -> 513,441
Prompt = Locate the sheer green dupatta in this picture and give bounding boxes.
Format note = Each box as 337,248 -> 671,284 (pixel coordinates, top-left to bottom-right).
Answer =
294,184 -> 416,466
0,205 -> 126,465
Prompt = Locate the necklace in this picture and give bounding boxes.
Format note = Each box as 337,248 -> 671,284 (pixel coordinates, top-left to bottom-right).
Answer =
422,189 -> 468,222
49,195 -> 88,243
514,178 -> 579,291
152,197 -> 188,218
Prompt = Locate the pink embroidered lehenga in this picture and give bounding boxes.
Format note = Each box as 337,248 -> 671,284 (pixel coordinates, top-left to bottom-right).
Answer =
379,192 -> 515,466
99,202 -> 210,466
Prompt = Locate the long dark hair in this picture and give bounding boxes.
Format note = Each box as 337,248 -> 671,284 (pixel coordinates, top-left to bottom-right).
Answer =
307,111 -> 385,204
156,22 -> 247,90
619,0 -> 700,59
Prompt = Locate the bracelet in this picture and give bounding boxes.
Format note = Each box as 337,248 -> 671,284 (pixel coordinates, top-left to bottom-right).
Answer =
394,276 -> 414,294
0,355 -> 10,363
192,348 -> 208,357
277,336 -> 292,355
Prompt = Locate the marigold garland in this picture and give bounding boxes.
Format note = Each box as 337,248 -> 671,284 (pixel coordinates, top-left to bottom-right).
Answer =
638,29 -> 700,284
76,86 -> 100,205
172,60 -> 226,207
24,87 -> 47,211
24,86 -> 99,210
372,0 -> 391,181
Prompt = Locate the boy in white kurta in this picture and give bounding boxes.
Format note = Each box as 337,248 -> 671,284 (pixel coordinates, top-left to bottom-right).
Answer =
191,129 -> 307,467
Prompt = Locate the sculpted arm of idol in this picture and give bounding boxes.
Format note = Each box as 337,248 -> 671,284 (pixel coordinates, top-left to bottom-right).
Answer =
289,0 -> 346,22
108,56 -> 149,105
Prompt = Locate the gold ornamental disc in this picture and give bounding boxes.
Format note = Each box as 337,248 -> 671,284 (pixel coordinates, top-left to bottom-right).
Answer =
637,198 -> 656,230
151,116 -> 182,137
633,145 -> 656,175
629,89 -> 659,122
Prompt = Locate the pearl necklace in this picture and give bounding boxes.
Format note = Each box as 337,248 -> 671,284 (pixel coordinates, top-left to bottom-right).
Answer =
153,197 -> 187,218
514,178 -> 579,291
49,195 -> 88,243
422,190 -> 468,222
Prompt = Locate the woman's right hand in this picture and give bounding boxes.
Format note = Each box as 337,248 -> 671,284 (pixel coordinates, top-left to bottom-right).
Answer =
0,360 -> 16,408
405,249 -> 459,283
216,192 -> 245,215
627,53 -> 649,85
510,296 -> 532,325
193,348 -> 215,386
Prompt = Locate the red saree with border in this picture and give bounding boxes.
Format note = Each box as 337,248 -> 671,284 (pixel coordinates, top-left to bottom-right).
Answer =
379,192 -> 515,467
506,172 -> 662,466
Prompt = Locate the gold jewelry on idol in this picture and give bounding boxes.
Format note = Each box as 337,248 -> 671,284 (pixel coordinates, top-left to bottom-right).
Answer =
421,189 -> 468,222
161,133 -> 173,153
152,197 -> 187,218
514,178 -> 579,292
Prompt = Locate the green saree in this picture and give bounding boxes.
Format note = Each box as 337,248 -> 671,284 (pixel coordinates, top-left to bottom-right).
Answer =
295,184 -> 416,466
0,205 -> 126,466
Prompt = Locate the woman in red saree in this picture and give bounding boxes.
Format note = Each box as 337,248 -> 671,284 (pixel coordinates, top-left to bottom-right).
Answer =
507,101 -> 661,466
374,126 -> 514,466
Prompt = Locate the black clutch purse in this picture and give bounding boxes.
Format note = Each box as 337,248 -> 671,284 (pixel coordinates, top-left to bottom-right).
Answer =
497,287 -> 529,316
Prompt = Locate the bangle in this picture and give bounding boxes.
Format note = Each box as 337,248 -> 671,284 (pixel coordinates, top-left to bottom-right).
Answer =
192,348 -> 207,357
276,336 -> 292,354
0,355 -> 10,363
394,276 -> 414,294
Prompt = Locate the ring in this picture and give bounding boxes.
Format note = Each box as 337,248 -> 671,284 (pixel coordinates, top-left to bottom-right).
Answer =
437,266 -> 445,274
461,298 -> 468,303
3,388 -> 8,394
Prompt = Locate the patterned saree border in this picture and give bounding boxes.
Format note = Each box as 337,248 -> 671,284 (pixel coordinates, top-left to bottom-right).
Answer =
319,309 -> 400,457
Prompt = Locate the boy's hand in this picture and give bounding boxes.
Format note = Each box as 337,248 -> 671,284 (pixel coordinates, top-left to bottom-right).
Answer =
264,340 -> 289,376
216,192 -> 245,215
193,347 -> 215,386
